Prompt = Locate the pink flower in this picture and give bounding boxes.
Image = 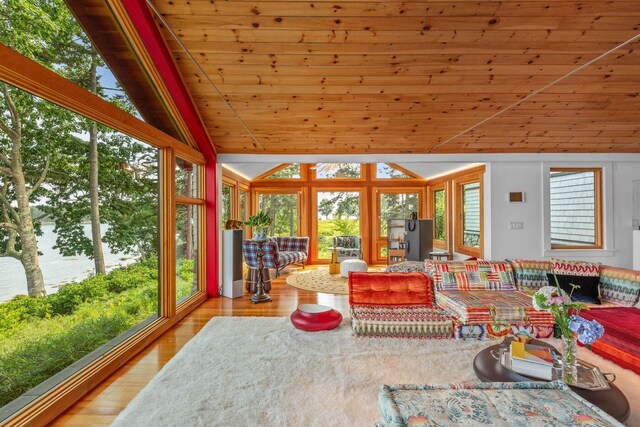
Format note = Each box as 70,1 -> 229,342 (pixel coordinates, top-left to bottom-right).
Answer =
548,295 -> 566,305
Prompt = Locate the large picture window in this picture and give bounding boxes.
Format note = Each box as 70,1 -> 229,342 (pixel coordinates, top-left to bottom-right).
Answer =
431,185 -> 447,248
549,168 -> 602,249
0,83 -> 160,413
455,177 -> 483,257
256,192 -> 299,237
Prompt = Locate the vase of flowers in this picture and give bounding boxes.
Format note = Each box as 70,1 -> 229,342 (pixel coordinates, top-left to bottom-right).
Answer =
245,211 -> 272,242
532,277 -> 604,384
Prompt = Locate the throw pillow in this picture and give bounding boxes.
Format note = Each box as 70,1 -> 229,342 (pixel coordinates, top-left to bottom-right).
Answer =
549,259 -> 602,304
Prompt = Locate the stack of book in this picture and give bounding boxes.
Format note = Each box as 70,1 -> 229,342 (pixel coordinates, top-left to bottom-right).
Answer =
509,341 -> 557,380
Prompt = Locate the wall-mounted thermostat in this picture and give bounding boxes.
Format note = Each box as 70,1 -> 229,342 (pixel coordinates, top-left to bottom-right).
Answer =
509,192 -> 525,203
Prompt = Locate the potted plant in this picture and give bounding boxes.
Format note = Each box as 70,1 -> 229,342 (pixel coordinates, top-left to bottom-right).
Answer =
245,211 -> 272,242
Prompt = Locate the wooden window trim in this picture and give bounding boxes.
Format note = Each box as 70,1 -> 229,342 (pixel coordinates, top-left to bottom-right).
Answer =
0,43 -> 204,164
454,174 -> 483,258
549,167 -> 603,250
373,187 -> 426,264
429,183 -> 448,250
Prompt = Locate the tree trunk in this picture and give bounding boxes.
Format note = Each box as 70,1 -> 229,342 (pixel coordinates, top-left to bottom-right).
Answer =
88,61 -> 106,275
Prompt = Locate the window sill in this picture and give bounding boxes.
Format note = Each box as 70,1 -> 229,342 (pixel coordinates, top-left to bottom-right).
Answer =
543,249 -> 616,257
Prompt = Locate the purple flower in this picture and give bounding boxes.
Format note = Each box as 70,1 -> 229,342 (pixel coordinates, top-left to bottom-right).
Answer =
568,315 -> 605,346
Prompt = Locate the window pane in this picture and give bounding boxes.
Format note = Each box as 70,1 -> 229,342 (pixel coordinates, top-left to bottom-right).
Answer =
0,83 -> 159,412
550,170 -> 597,246
317,191 -> 360,258
434,189 -> 446,241
0,1 -> 143,117
175,158 -> 198,198
379,193 -> 419,236
176,204 -> 199,303
315,163 -> 360,179
239,190 -> 248,222
221,184 -> 233,227
257,193 -> 298,236
376,163 -> 410,179
462,183 -> 481,247
266,164 -> 300,179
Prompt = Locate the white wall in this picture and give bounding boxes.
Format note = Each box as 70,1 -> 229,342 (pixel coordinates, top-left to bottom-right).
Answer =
487,161 -> 640,269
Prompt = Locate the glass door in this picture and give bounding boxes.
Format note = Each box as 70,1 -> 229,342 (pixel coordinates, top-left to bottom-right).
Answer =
314,190 -> 361,261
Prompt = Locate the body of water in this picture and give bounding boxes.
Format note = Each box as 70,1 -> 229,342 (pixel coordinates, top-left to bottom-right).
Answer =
0,224 -> 136,302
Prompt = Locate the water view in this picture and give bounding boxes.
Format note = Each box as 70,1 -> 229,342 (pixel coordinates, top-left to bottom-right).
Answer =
0,223 -> 135,301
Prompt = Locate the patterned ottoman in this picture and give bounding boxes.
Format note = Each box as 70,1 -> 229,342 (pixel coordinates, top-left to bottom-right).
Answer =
435,290 -> 555,340
378,382 -> 623,427
350,305 -> 453,339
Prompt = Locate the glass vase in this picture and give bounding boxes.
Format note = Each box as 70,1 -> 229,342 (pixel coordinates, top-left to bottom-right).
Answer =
561,334 -> 578,385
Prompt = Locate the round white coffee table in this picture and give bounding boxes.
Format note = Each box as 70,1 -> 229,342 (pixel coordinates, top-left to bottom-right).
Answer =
340,259 -> 368,278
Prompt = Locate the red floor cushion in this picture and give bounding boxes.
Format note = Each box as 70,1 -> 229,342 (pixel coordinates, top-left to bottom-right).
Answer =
580,307 -> 640,374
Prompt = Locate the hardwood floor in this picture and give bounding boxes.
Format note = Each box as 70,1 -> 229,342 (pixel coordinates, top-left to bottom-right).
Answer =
50,266 -> 350,426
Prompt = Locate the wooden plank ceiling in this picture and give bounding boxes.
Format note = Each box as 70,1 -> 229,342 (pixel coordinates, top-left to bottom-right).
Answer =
149,0 -> 640,154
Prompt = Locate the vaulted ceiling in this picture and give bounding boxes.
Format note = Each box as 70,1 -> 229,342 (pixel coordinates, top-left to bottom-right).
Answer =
149,0 -> 640,154
79,1 -> 640,154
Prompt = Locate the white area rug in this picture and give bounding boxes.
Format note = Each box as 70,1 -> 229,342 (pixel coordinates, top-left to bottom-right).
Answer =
113,317 -> 640,427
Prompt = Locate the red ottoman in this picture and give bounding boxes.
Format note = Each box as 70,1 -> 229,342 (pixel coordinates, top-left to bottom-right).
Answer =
290,304 -> 343,332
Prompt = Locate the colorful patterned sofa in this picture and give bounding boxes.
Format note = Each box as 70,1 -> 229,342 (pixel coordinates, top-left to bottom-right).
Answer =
242,236 -> 309,277
508,259 -> 640,374
348,272 -> 453,339
427,260 -> 555,340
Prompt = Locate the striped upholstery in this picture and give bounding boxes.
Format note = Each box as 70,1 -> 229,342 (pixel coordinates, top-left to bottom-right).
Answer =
599,266 -> 640,307
435,291 -> 555,325
507,259 -> 552,292
427,260 -> 516,291
350,305 -> 453,339
452,322 -> 555,340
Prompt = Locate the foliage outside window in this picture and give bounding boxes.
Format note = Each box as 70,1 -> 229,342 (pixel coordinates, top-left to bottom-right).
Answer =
176,158 -> 198,198
221,184 -> 233,227
378,192 -> 419,236
550,169 -> 602,248
376,163 -> 411,179
461,182 -> 481,248
175,204 -> 199,303
315,163 -> 360,179
434,189 -> 446,242
266,163 -> 300,179
0,84 -> 160,411
257,193 -> 298,237
316,191 -> 360,258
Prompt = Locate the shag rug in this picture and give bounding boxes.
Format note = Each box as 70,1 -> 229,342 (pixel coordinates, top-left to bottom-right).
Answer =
113,317 -> 640,427
285,267 -> 349,294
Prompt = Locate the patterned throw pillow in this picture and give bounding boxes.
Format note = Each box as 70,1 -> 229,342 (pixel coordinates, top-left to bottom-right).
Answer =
550,258 -> 602,304
507,259 -> 552,292
430,260 -> 516,291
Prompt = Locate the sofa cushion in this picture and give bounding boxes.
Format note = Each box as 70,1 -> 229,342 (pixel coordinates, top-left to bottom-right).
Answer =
384,261 -> 426,273
435,290 -> 555,325
452,322 -> 555,340
599,266 -> 640,307
551,259 -> 601,304
350,305 -> 452,338
348,272 -> 433,306
508,259 -> 552,292
580,307 -> 640,374
276,251 -> 307,268
428,260 -> 516,291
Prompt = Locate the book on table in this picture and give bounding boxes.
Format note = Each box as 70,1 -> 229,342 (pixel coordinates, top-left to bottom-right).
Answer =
509,341 -> 557,380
